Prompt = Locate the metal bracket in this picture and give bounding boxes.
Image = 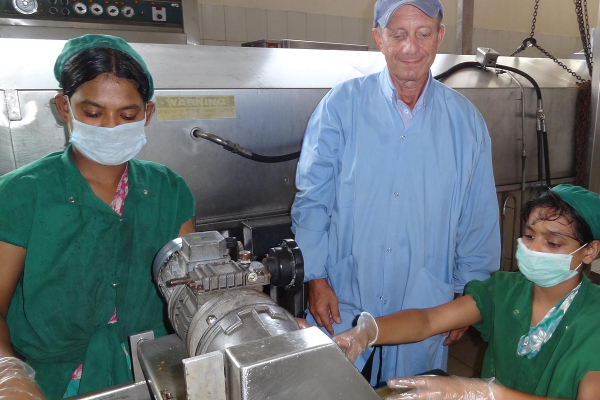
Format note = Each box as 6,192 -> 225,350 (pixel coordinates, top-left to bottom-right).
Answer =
129,330 -> 155,383
5,90 -> 22,121
182,351 -> 226,400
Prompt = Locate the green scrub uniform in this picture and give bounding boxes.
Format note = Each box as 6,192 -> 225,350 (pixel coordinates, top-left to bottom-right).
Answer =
465,271 -> 600,398
0,146 -> 195,399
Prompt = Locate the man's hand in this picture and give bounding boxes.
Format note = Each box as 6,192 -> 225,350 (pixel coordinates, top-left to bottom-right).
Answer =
308,278 -> 341,335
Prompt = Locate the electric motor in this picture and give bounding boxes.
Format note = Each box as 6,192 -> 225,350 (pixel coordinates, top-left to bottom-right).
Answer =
153,231 -> 303,357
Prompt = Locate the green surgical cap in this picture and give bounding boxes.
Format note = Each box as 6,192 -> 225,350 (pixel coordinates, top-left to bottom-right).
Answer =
552,184 -> 600,240
53,34 -> 154,99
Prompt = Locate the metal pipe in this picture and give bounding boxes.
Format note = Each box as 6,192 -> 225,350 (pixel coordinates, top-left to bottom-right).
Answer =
501,194 -> 519,271
505,71 -> 527,236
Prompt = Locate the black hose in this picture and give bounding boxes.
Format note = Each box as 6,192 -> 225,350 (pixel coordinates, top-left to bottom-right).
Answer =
495,64 -> 542,101
434,61 -> 483,81
537,130 -> 544,182
542,131 -> 551,187
494,64 -> 549,185
191,128 -> 300,163
241,151 -> 301,163
436,61 -> 550,186
434,62 -> 542,102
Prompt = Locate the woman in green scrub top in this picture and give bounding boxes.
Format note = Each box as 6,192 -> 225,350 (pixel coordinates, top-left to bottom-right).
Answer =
334,185 -> 600,400
0,35 -> 195,400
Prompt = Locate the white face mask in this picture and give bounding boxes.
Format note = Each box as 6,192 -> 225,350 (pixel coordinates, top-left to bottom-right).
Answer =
516,238 -> 587,287
67,98 -> 147,166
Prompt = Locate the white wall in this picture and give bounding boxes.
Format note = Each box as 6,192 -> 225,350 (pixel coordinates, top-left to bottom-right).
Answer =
189,0 -> 598,58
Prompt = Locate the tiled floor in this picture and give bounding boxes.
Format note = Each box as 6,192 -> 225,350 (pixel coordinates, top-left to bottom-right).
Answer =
447,327 -> 487,378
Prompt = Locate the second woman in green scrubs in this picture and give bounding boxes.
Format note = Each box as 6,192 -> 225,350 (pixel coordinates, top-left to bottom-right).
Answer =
334,185 -> 600,400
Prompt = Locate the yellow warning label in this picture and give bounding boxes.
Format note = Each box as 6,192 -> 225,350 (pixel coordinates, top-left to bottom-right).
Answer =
156,95 -> 236,121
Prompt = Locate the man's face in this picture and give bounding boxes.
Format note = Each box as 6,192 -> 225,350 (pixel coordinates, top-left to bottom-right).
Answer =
373,5 -> 444,85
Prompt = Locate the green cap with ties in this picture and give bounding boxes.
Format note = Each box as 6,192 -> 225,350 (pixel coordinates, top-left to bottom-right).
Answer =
53,34 -> 154,99
551,184 -> 600,240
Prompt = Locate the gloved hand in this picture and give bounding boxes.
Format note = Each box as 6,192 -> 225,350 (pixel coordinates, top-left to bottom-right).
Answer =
385,375 -> 496,400
332,312 -> 378,363
0,357 -> 45,400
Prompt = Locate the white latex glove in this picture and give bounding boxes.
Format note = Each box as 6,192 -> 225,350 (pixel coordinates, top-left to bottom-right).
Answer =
332,312 -> 378,363
0,357 -> 45,400
386,375 -> 496,400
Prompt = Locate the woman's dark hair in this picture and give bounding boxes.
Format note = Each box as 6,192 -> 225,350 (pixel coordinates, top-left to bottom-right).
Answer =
522,188 -> 594,245
61,47 -> 150,102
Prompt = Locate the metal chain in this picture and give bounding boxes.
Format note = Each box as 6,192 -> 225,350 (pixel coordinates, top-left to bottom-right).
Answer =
574,1 -> 587,61
530,0 -> 539,38
510,0 -> 590,82
510,0 -> 540,56
533,42 -> 588,83
575,0 -> 593,75
584,0 -> 592,54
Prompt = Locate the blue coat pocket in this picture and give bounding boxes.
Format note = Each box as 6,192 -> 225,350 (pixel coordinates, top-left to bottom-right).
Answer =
325,255 -> 361,310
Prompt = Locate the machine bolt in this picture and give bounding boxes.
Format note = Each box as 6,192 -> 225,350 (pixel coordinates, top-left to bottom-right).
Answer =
239,250 -> 251,266
247,272 -> 258,282
161,389 -> 173,399
166,276 -> 191,287
206,315 -> 217,325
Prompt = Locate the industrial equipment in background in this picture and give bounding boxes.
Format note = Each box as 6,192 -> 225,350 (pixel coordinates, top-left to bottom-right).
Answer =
68,232 -> 380,400
1,0 -> 182,25
242,39 -> 369,51
0,0 -> 185,43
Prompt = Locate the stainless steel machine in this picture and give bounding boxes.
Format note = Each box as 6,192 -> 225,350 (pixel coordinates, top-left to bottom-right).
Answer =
68,231 -> 380,400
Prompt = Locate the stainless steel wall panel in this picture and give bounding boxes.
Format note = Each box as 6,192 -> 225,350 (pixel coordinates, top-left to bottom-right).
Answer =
8,91 -> 67,168
458,87 -> 577,186
140,88 -> 327,225
1,38 -> 585,91
587,7 -> 600,192
0,38 -> 586,229
0,91 -> 16,175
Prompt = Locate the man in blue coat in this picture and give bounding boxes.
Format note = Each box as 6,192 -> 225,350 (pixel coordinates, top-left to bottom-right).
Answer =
291,0 -> 500,385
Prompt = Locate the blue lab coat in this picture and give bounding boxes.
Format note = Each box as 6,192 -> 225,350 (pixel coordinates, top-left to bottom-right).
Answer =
291,67 -> 501,384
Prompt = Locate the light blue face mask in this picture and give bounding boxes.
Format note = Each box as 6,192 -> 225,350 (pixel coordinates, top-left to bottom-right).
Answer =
516,238 -> 587,287
67,98 -> 147,166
